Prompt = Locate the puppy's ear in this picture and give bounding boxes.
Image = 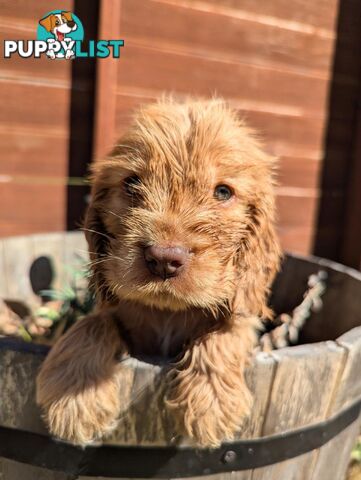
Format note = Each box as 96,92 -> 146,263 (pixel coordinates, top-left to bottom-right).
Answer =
84,154 -> 127,258
61,11 -> 73,22
84,182 -> 113,304
233,181 -> 281,321
84,197 -> 107,262
39,14 -> 55,32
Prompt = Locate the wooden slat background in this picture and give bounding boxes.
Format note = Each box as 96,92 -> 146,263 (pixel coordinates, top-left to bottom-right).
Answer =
0,0 -> 347,256
0,0 -> 74,236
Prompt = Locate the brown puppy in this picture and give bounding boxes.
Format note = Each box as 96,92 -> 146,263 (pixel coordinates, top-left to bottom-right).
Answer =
37,98 -> 281,447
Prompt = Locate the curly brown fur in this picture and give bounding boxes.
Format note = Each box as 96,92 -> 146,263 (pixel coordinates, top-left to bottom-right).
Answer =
37,97 -> 281,447
36,312 -> 126,444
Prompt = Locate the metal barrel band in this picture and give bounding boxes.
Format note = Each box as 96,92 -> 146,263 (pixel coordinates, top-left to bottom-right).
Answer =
0,396 -> 360,478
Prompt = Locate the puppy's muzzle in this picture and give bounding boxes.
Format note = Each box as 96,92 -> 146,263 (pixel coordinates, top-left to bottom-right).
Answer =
144,245 -> 189,279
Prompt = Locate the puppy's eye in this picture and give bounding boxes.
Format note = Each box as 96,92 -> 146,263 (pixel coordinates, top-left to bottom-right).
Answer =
214,184 -> 234,201
124,175 -> 141,196
55,19 -> 60,25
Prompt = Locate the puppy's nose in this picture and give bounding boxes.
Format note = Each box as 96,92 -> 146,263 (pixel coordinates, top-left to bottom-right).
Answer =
144,245 -> 189,279
67,20 -> 75,27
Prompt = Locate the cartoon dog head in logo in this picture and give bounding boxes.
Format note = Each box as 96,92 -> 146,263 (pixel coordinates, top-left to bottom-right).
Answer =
39,11 -> 77,59
39,11 -> 77,41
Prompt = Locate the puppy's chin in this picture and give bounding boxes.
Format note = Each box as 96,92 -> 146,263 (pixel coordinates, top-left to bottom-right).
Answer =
118,289 -> 191,311
112,279 -> 220,312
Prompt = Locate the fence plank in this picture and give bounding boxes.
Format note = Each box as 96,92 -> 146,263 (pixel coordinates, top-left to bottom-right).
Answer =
203,0 -> 339,31
0,82 -> 70,129
0,240 -> 8,298
0,184 -> 66,237
117,46 -> 329,115
0,127 -> 68,178
94,0 -> 122,158
121,0 -> 335,74
0,0 -> 73,22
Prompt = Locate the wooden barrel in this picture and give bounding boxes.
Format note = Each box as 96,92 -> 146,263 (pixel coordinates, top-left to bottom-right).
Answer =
0,232 -> 360,480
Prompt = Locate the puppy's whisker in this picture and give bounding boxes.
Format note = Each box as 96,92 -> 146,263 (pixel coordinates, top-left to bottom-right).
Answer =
84,256 -> 110,265
88,258 -> 111,267
106,210 -> 123,221
108,281 -> 124,296
88,257 -> 121,268
81,227 -> 113,241
75,248 -> 106,257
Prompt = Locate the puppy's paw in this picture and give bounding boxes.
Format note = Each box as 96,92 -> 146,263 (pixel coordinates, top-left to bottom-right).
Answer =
185,399 -> 251,447
168,374 -> 253,447
41,380 -> 121,445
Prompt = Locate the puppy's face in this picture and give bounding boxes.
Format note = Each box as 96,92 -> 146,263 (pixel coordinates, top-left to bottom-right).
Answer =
87,100 -> 279,315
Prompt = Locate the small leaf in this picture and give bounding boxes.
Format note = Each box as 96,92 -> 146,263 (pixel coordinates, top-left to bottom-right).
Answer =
18,325 -> 32,342
351,439 -> 361,463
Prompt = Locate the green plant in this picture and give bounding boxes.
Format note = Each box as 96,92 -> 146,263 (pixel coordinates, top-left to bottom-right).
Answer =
352,437 -> 361,463
0,257 -> 95,344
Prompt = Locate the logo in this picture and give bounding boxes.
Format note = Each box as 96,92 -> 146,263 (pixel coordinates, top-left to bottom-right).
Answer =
37,10 -> 84,59
4,10 -> 124,60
